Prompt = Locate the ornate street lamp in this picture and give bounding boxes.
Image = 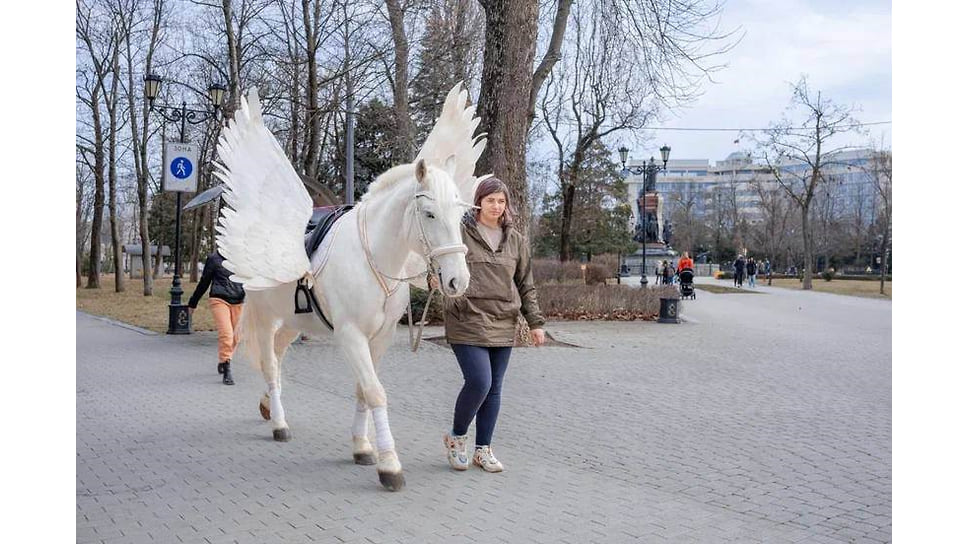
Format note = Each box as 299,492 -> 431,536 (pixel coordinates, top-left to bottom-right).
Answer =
620,145 -> 671,285
144,73 -> 225,334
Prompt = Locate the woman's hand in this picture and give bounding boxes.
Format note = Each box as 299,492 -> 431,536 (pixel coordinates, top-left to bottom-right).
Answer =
427,273 -> 440,290
530,328 -> 546,346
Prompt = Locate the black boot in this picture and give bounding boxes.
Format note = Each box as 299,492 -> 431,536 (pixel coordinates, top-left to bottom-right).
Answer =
217,362 -> 227,375
222,361 -> 235,385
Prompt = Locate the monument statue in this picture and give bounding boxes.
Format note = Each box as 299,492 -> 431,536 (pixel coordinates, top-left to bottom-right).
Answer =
645,214 -> 659,243
645,160 -> 658,192
662,220 -> 673,247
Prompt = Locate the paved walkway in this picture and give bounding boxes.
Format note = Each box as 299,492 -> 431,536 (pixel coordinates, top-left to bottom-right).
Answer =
77,279 -> 891,543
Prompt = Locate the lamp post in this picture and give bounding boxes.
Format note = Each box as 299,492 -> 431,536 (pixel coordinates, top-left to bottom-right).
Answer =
144,73 -> 226,334
619,145 -> 671,285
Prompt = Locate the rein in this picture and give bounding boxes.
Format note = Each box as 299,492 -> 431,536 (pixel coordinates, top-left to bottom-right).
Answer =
357,192 -> 468,352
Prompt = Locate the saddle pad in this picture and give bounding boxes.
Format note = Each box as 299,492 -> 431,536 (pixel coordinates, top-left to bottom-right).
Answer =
305,205 -> 354,258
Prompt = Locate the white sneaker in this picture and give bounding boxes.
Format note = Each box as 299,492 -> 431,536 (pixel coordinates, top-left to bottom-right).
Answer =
443,433 -> 469,470
473,445 -> 504,473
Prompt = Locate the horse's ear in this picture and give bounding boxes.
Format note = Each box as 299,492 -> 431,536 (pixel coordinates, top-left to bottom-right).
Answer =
444,154 -> 457,178
415,158 -> 427,186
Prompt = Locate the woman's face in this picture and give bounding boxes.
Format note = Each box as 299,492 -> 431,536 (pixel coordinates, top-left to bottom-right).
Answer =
479,191 -> 507,224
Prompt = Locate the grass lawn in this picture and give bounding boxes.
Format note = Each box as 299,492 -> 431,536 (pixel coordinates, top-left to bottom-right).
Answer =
712,277 -> 891,299
77,274 -> 218,333
694,283 -> 764,294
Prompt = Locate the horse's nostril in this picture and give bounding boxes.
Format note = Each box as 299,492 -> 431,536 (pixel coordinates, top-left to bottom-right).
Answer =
448,278 -> 457,292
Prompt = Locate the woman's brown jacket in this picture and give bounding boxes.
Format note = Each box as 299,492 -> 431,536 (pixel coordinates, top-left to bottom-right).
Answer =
443,214 -> 545,347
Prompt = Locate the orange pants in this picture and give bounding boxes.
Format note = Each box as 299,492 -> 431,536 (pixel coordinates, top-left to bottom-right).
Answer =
209,298 -> 243,363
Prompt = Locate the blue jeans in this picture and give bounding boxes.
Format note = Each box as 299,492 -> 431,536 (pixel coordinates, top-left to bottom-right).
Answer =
450,344 -> 512,446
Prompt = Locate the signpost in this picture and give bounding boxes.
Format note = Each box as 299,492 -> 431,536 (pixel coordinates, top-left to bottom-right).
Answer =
162,141 -> 200,334
164,142 -> 199,193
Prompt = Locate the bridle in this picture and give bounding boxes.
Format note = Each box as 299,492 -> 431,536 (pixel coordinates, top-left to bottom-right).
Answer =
357,187 -> 473,351
358,191 -> 470,295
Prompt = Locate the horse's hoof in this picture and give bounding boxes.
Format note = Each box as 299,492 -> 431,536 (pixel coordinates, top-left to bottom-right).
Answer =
273,428 -> 292,442
354,452 -> 376,465
378,471 -> 405,491
259,401 -> 271,421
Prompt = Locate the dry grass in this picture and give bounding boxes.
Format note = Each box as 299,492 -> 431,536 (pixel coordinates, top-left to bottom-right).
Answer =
76,274 -> 218,333
712,277 -> 892,299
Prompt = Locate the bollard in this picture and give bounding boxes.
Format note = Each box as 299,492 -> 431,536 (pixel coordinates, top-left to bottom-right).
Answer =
658,297 -> 680,324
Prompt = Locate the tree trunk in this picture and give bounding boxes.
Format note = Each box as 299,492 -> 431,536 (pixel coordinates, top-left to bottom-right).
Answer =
879,229 -> 888,295
386,0 -> 415,163
134,0 -> 164,296
801,206 -> 813,290
189,202 -> 204,282
222,0 -> 241,114
87,86 -> 105,290
302,0 -> 321,179
108,43 -> 124,293
558,182 -> 576,261
476,0 -> 540,235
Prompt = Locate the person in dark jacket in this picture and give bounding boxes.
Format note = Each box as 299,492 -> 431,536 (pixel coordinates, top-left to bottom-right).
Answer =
440,178 -> 546,474
733,255 -> 746,287
746,257 -> 758,287
188,251 -> 245,385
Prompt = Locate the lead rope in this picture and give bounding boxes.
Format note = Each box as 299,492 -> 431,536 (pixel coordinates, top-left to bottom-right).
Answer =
407,279 -> 440,352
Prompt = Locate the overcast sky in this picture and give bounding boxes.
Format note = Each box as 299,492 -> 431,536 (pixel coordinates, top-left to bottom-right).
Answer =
633,0 -> 892,164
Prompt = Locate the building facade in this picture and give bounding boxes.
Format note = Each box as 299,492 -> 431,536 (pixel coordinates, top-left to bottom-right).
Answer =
622,149 -> 882,232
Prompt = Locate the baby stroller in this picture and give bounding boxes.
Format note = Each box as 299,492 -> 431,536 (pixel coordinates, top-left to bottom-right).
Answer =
678,267 -> 696,299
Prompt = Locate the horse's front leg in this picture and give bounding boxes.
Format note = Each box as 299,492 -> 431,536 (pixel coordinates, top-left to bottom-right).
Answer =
351,383 -> 376,465
338,326 -> 404,491
350,327 -> 394,466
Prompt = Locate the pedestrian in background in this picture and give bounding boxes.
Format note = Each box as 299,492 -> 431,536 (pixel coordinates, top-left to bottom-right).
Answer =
188,251 -> 245,385
747,257 -> 757,287
733,255 -> 746,288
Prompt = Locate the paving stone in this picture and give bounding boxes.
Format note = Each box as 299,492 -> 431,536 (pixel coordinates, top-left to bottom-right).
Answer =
76,284 -> 891,544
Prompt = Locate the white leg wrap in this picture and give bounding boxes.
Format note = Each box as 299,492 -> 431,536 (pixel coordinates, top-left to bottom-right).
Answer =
371,406 -> 395,453
352,400 -> 369,438
269,387 -> 286,427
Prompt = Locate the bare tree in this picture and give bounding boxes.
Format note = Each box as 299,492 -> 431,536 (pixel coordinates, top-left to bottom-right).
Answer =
756,77 -> 863,289
539,4 -> 655,261
664,184 -> 704,258
77,0 -> 122,289
384,0 -> 415,162
751,175 -> 796,285
119,0 -> 167,295
869,148 -> 891,294
477,0 -> 736,236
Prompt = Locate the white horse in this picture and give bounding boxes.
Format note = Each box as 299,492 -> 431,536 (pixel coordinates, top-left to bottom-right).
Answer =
214,84 -> 488,491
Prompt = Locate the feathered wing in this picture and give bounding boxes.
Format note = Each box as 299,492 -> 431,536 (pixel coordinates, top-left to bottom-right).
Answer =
213,88 -> 313,290
415,82 -> 492,204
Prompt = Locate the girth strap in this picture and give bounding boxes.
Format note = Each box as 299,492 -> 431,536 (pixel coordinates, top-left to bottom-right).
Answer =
295,276 -> 334,331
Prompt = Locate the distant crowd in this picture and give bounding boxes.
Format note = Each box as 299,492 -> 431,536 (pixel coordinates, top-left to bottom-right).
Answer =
731,255 -> 771,288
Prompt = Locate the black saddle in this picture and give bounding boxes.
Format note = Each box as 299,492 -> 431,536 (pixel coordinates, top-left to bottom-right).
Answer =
305,205 -> 354,258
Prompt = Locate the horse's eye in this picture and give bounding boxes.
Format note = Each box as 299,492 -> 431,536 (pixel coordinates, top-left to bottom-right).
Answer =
424,211 -> 436,219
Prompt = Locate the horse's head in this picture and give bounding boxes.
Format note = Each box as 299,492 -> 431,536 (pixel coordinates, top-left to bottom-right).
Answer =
411,157 -> 472,297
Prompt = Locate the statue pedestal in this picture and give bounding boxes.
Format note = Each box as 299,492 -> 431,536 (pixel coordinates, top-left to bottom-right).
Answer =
623,245 -> 678,278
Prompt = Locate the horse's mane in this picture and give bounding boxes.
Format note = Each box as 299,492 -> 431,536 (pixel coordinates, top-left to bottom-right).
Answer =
360,163 -> 415,202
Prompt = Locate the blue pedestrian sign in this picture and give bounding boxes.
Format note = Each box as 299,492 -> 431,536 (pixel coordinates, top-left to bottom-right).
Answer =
164,141 -> 200,192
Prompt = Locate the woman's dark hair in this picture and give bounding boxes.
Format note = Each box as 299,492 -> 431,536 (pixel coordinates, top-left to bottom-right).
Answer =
473,177 -> 516,227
